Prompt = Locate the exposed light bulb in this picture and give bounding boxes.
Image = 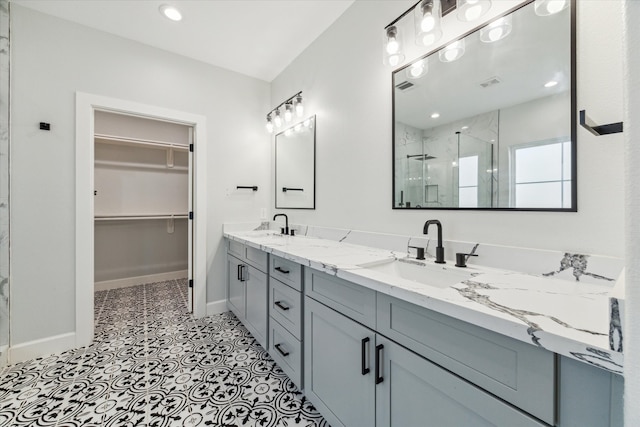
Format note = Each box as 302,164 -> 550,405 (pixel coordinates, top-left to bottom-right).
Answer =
159,4 -> 182,21
284,103 -> 293,122
294,123 -> 303,132
388,54 -> 401,67
480,15 -> 512,43
407,59 -> 427,79
304,118 -> 312,128
274,110 -> 282,128
535,0 -> 568,16
421,33 -> 438,46
265,116 -> 274,133
439,40 -> 465,63
386,38 -> 399,54
295,96 -> 304,117
285,128 -> 293,137
457,0 -> 491,22
421,14 -> 435,32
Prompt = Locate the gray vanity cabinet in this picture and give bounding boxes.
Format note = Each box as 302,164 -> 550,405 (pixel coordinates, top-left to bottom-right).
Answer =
227,255 -> 245,318
376,336 -> 546,427
226,241 -> 269,349
304,296 -> 375,427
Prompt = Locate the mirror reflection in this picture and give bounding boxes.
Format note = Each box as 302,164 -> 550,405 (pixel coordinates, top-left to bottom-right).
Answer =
393,0 -> 574,210
275,116 -> 316,209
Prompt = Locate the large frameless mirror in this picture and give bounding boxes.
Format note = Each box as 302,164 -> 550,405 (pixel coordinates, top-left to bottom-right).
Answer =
393,0 -> 575,210
275,116 -> 316,209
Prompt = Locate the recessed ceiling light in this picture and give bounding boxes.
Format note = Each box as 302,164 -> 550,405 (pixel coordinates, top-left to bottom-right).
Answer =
159,4 -> 182,21
431,113 -> 440,119
544,80 -> 558,88
461,125 -> 469,130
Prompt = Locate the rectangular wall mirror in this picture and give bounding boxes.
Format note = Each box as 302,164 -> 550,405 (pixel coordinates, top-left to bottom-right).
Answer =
275,115 -> 316,209
393,0 -> 575,211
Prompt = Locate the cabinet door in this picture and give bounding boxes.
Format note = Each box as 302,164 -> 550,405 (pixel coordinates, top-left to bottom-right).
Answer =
227,255 -> 245,320
304,297 -> 375,427
375,336 -> 547,427
245,265 -> 268,349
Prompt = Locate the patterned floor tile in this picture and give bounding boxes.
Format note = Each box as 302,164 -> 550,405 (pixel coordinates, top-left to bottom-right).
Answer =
0,280 -> 329,426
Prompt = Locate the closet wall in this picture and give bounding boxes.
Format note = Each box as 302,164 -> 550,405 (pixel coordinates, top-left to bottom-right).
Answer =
94,111 -> 190,288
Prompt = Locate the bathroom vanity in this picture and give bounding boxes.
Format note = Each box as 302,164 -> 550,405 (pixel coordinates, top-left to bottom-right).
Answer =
225,228 -> 623,427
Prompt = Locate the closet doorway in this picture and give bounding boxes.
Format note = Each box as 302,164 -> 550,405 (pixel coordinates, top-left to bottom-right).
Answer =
76,93 -> 208,349
93,111 -> 193,309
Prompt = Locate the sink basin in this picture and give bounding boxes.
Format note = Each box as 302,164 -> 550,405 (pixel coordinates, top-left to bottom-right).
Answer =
362,260 -> 474,289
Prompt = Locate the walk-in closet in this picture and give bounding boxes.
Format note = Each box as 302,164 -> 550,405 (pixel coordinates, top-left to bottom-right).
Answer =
93,111 -> 193,309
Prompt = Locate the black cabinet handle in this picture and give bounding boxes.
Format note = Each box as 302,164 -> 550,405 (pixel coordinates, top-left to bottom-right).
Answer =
275,266 -> 290,274
274,343 -> 290,357
375,344 -> 384,384
239,265 -> 247,282
237,264 -> 241,281
361,337 -> 370,375
275,301 -> 290,311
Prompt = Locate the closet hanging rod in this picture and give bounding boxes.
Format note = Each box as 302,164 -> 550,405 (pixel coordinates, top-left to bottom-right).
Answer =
95,134 -> 190,151
95,214 -> 189,221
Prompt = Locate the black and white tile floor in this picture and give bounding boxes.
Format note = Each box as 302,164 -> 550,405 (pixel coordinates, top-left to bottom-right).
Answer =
0,280 -> 329,426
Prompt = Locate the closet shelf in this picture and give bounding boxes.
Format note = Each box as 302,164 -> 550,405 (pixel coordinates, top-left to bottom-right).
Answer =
95,159 -> 188,172
95,134 -> 190,151
95,213 -> 188,221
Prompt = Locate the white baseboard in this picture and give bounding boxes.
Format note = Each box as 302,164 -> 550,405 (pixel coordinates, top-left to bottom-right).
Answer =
0,344 -> 8,367
206,299 -> 228,316
95,270 -> 188,291
9,332 -> 77,364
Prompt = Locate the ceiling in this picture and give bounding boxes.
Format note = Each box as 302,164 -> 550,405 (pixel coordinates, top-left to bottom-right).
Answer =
11,0 -> 355,82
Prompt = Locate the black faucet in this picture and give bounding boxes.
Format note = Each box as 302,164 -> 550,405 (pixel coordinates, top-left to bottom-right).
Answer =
423,219 -> 445,264
273,214 -> 289,235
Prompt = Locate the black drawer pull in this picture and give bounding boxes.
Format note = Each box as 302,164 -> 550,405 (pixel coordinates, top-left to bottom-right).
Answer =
275,266 -> 290,274
375,344 -> 384,384
275,301 -> 290,311
274,343 -> 290,357
237,264 -> 241,281
361,337 -> 370,375
239,265 -> 247,282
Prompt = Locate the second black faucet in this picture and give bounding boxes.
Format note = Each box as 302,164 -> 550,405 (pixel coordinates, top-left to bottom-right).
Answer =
273,214 -> 289,235
423,219 -> 445,264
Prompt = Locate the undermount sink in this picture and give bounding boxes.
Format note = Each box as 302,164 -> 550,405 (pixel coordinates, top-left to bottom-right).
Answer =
361,259 -> 475,289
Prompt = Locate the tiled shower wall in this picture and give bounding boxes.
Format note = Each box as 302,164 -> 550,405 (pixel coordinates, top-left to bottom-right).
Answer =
0,0 -> 9,366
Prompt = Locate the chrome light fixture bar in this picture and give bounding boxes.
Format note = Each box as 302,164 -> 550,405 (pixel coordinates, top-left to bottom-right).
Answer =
266,91 -> 303,133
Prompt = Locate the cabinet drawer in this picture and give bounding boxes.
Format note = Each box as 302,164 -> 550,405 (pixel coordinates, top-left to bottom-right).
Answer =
305,268 -> 376,329
270,279 -> 303,339
228,239 -> 245,260
377,294 -> 555,425
270,255 -> 303,291
246,246 -> 268,273
270,318 -> 303,390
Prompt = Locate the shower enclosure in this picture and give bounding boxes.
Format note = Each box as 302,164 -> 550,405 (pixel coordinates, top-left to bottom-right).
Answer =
395,132 -> 495,208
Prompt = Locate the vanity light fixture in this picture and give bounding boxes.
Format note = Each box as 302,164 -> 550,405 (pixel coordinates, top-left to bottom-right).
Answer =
284,102 -> 293,123
274,110 -> 283,128
457,0 -> 491,22
407,59 -> 428,79
295,95 -> 304,117
439,39 -> 465,62
534,0 -> 568,16
479,15 -> 512,43
383,0 -> 494,67
414,0 -> 443,47
544,80 -> 559,88
159,4 -> 182,21
265,92 -> 303,133
265,114 -> 274,133
383,25 -> 406,66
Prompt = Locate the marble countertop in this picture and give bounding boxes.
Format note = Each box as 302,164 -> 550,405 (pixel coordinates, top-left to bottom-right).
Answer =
224,230 -> 623,374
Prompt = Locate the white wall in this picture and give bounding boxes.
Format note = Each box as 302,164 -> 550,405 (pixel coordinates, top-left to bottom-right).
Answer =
271,0 -> 624,258
10,5 -> 270,346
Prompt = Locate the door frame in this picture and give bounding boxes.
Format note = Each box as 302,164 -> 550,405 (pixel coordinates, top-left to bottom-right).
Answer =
75,92 -> 208,348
